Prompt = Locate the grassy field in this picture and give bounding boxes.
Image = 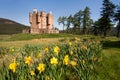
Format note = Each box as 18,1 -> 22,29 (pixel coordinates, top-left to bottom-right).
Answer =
0,33 -> 120,80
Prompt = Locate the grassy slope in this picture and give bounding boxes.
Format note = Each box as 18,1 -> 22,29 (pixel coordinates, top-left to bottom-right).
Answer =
0,18 -> 29,34
0,34 -> 120,80
97,39 -> 120,80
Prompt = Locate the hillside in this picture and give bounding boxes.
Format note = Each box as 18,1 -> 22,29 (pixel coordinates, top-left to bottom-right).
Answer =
0,18 -> 30,34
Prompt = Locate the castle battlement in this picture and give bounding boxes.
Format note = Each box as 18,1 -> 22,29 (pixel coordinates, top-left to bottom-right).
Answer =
29,8 -> 59,34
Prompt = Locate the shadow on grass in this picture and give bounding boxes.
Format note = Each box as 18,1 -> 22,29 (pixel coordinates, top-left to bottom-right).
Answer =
102,41 -> 120,49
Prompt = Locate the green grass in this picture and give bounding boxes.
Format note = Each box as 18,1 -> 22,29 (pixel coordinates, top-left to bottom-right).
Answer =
97,48 -> 120,80
97,39 -> 120,80
0,33 -> 82,41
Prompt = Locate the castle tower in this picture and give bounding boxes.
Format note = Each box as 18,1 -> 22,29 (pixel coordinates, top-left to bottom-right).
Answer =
29,13 -> 32,25
41,11 -> 47,29
47,11 -> 54,30
37,12 -> 41,29
30,8 -> 39,34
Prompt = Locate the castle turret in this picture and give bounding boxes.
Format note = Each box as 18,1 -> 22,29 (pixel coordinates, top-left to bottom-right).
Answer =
47,11 -> 54,30
33,8 -> 37,13
30,8 -> 39,34
41,11 -> 47,29
37,12 -> 41,29
29,12 -> 32,24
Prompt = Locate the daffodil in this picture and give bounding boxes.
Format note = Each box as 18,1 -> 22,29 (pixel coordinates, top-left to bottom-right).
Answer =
37,63 -> 45,74
50,57 -> 58,65
81,45 -> 87,50
70,61 -> 77,66
69,42 -> 72,46
24,56 -> 32,65
44,47 -> 49,53
63,55 -> 69,65
54,46 -> 60,55
37,53 -> 43,58
82,59 -> 85,64
30,70 -> 35,76
70,51 -> 73,55
46,76 -> 51,80
9,60 -> 17,73
10,47 -> 14,52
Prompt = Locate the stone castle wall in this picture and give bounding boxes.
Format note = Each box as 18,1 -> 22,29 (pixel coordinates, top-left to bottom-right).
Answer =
29,9 -> 59,34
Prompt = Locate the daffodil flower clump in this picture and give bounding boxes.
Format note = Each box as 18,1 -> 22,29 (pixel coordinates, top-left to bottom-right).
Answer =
0,38 -> 102,80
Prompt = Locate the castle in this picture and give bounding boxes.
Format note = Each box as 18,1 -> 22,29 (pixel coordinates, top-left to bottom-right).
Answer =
29,8 -> 59,34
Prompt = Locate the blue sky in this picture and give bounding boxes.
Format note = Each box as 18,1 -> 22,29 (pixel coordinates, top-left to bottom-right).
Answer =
0,0 -> 119,30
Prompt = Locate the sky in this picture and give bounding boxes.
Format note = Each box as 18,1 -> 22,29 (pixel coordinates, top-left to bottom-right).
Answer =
0,0 -> 119,30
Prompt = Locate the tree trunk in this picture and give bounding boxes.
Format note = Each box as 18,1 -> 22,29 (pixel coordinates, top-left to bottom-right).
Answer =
83,28 -> 86,35
63,25 -> 64,33
116,27 -> 120,37
103,30 -> 107,37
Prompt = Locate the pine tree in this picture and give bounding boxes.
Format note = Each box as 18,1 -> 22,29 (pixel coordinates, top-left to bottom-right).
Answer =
82,6 -> 91,35
66,15 -> 73,30
100,0 -> 115,36
58,16 -> 66,32
114,4 -> 120,37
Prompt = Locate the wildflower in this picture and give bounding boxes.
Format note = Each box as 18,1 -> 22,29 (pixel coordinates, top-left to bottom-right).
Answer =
70,51 -> 73,55
54,46 -> 60,55
81,45 -> 87,50
75,40 -> 78,43
44,47 -> 49,53
70,61 -> 77,66
82,59 -> 85,64
37,63 -> 45,74
11,48 -> 14,52
92,57 -> 97,61
69,42 -> 72,46
46,76 -> 51,80
24,56 -> 32,65
37,53 -> 43,58
10,47 -> 14,52
63,55 -> 69,65
30,70 -> 35,76
9,60 -> 17,73
50,57 -> 58,65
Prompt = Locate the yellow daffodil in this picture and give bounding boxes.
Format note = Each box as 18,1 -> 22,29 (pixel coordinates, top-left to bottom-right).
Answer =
92,57 -> 97,61
69,42 -> 72,46
63,55 -> 69,65
44,47 -> 49,53
70,61 -> 77,66
10,47 -> 14,52
30,70 -> 35,76
9,60 -> 17,73
37,53 -> 43,58
54,46 -> 60,55
24,56 -> 32,65
82,59 -> 85,64
50,57 -> 58,65
11,48 -> 14,52
37,63 -> 45,74
70,51 -> 73,55
81,45 -> 87,50
46,76 -> 51,80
